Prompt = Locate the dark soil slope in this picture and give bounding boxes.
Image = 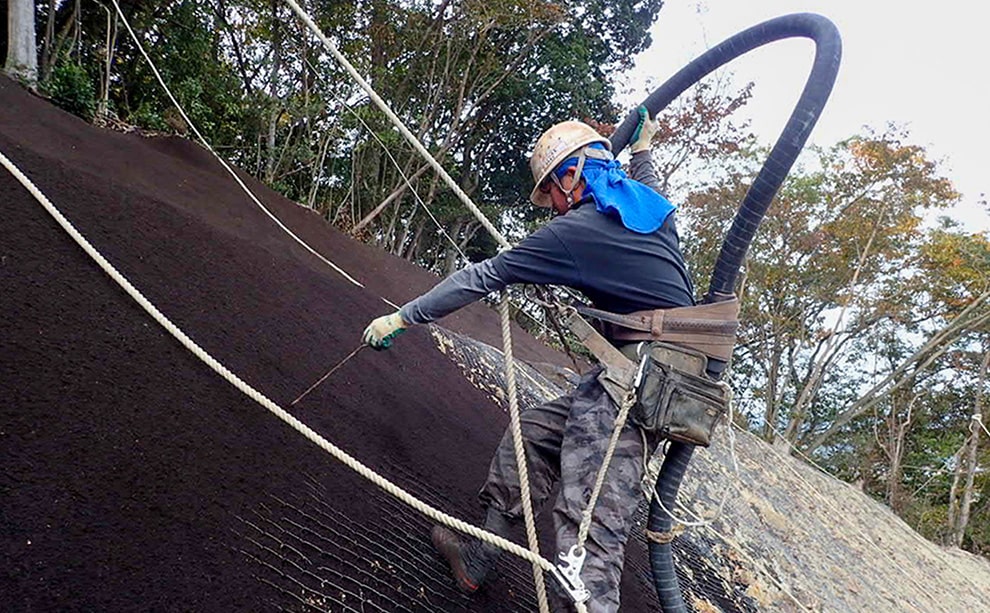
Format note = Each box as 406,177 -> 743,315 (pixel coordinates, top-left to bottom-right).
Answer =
0,76 -> 662,612
6,76 -> 990,613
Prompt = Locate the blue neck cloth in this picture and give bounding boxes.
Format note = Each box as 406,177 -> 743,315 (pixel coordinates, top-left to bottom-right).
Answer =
555,144 -> 675,234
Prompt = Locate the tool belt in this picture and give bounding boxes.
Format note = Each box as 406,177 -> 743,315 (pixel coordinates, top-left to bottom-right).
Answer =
622,341 -> 729,446
575,296 -> 740,362
556,298 -> 737,447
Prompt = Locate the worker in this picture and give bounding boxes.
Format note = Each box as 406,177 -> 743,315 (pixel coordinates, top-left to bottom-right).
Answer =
361,108 -> 694,612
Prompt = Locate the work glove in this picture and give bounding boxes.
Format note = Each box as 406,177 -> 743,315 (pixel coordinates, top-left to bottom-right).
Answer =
362,311 -> 409,350
629,106 -> 658,154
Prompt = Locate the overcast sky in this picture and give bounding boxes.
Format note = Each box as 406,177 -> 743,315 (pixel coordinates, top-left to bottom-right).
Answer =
622,0 -> 989,232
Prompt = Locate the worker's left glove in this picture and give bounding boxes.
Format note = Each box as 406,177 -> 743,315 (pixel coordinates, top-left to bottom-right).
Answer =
362,311 -> 409,350
629,106 -> 658,154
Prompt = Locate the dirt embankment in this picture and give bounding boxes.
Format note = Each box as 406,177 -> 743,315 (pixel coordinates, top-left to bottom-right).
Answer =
3,76 -> 988,612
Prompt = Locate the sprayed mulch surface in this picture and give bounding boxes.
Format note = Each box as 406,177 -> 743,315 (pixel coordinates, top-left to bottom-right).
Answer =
0,77 -> 664,611
8,76 -> 989,613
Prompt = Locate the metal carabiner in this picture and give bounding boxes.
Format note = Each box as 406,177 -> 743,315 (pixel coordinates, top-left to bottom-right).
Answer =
548,545 -> 591,604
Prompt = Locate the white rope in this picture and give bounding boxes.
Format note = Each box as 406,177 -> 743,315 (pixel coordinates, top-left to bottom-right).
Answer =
106,0 -> 375,298
106,1 -> 742,602
973,413 -> 989,438
498,294 -> 551,612
281,0 -> 511,252
0,146 -> 555,576
575,390 -> 636,546
281,4 -> 561,606
567,386 -> 628,608
111,1 -> 565,605
20,5 -> 562,602
108,0 -> 559,410
307,54 -> 560,345
307,53 -> 464,261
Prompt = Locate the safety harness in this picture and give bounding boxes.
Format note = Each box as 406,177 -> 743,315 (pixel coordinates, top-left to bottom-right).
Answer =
554,294 -> 739,446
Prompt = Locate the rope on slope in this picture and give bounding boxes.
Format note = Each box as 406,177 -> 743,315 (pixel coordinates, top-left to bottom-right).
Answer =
303,53 -> 561,349
285,1 -> 588,606
498,293 -> 551,612
271,3 -> 550,605
61,4 -> 557,607
104,1 -> 628,605
108,0 -> 558,415
0,146 -> 556,578
280,3 -> 650,605
106,0 -> 370,296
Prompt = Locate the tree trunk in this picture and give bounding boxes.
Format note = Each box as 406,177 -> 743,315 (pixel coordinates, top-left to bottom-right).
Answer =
40,0 -> 57,80
402,219 -> 426,262
947,442 -> 962,540
308,131 -> 334,210
4,0 -> 38,86
956,423 -> 980,545
96,5 -> 119,123
762,344 -> 783,441
351,162 -> 431,234
384,195 -> 403,251
948,344 -> 989,546
882,391 -> 915,513
264,0 -> 282,184
441,217 -> 465,277
212,0 -> 255,95
39,0 -> 76,85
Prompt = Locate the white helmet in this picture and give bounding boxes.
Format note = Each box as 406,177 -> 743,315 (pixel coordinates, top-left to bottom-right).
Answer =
529,121 -> 611,207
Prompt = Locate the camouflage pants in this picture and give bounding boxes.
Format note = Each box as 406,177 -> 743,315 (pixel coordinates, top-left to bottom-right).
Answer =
479,366 -> 657,613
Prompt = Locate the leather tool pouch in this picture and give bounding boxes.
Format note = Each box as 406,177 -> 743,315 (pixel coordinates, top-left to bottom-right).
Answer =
627,342 -> 729,447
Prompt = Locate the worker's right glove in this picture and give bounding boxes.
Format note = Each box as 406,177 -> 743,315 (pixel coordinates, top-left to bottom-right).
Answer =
629,106 -> 658,154
362,311 -> 409,350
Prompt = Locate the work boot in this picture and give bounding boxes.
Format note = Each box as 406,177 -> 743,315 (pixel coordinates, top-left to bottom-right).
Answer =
431,508 -> 514,593
430,526 -> 501,593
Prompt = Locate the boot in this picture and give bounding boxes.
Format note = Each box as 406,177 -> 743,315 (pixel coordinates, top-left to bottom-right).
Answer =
431,508 -> 513,593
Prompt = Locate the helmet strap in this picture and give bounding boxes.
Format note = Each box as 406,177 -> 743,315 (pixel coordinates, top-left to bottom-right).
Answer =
554,148 -> 589,206
572,149 -> 589,189
550,172 -> 575,207
552,145 -> 612,208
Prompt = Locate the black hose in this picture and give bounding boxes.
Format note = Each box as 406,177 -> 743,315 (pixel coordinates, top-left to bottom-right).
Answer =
609,13 -> 841,610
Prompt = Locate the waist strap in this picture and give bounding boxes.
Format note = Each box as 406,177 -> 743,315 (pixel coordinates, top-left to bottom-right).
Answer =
556,306 -> 637,389
575,297 -> 740,361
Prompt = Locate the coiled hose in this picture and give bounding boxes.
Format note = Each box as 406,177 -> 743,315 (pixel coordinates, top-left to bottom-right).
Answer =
609,13 -> 841,610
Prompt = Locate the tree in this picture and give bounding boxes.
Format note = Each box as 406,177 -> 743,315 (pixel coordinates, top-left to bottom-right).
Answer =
8,0 -> 669,276
678,122 -> 990,555
948,344 -> 989,546
4,0 -> 37,86
682,126 -> 964,448
301,0 -> 666,273
918,221 -> 990,547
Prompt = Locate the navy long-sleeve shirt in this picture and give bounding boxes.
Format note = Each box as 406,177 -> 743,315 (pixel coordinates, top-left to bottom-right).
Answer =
400,151 -> 694,325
